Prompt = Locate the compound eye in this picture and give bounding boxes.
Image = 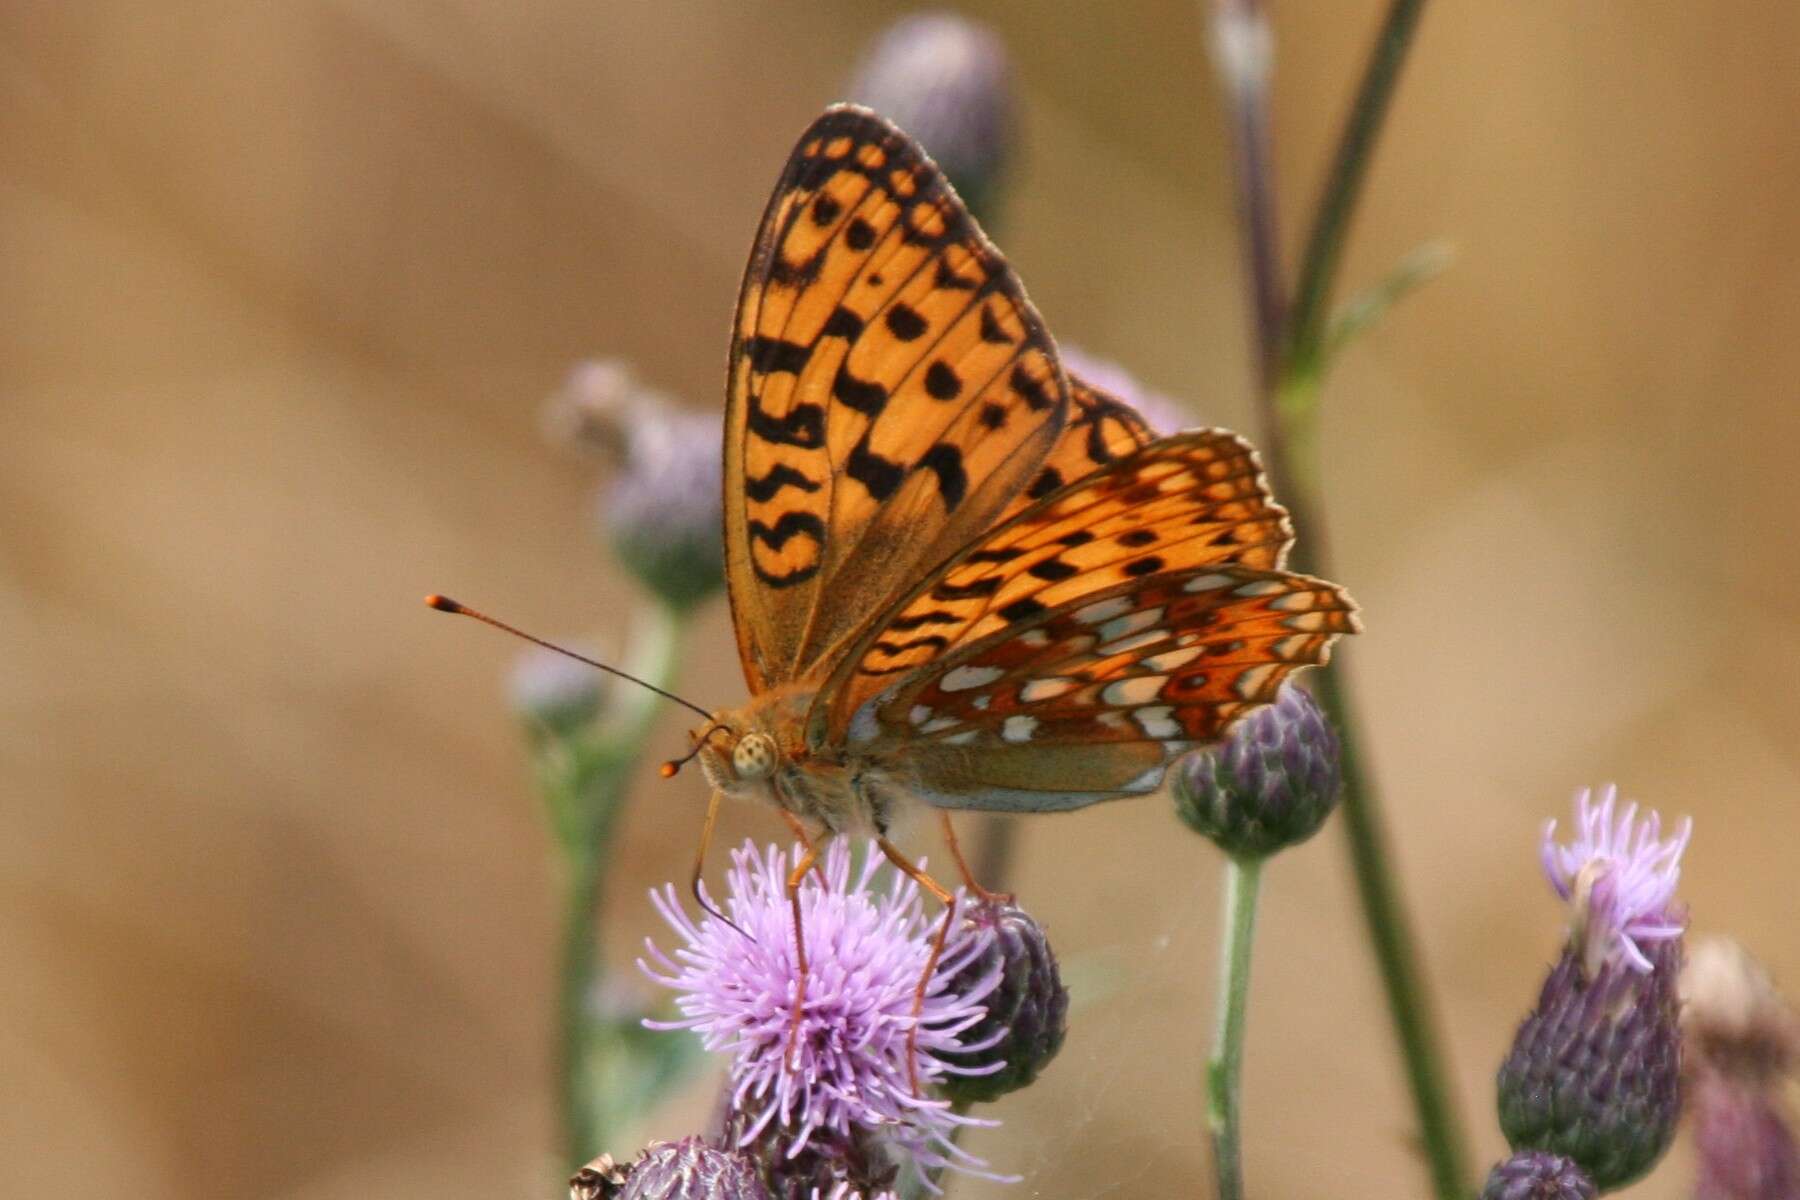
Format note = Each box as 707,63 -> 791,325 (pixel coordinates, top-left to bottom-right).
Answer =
732,733 -> 776,781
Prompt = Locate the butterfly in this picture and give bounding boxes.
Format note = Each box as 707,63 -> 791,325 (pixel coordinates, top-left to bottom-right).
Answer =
668,104 -> 1358,1075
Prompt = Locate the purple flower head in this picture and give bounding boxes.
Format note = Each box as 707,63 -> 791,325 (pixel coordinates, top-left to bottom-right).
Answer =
641,840 -> 1009,1186
1540,785 -> 1690,976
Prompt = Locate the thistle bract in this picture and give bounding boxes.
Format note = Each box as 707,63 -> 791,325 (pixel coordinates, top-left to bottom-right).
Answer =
1173,683 -> 1341,858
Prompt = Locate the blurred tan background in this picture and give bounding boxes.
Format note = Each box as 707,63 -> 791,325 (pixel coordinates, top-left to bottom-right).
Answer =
6,2 -> 1798,1196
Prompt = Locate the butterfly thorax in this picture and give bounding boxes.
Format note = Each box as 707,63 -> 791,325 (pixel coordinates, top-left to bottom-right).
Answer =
695,683 -> 883,834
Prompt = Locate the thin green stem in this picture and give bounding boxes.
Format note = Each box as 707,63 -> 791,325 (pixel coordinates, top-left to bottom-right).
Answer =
558,844 -> 606,1169
1283,0 -> 1430,376
1206,855 -> 1263,1200
1311,663 -> 1468,1199
549,600 -> 687,1170
1207,0 -> 1472,1194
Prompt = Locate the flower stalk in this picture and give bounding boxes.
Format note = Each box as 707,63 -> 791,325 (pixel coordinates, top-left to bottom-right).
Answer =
536,599 -> 689,1169
1206,855 -> 1263,1200
1206,0 -> 1470,1195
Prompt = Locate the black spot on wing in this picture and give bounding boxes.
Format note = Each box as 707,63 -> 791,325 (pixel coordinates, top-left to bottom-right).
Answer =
978,305 -> 1013,345
885,304 -> 927,341
810,193 -> 841,225
1118,529 -> 1159,547
744,336 -> 813,375
1027,558 -> 1078,582
746,511 -> 826,587
924,361 -> 962,401
916,442 -> 967,510
1123,555 -> 1166,577
1026,467 -> 1064,499
822,306 -> 865,339
979,403 -> 1007,429
932,575 -> 1003,601
1009,364 -> 1055,411
934,259 -> 978,291
747,393 -> 825,448
998,597 -> 1048,623
848,436 -> 904,501
870,633 -> 951,656
832,365 -> 888,417
845,217 -> 877,250
744,463 -> 821,502
887,609 -> 961,631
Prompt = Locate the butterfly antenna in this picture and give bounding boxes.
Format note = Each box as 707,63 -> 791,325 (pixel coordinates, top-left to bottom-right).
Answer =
424,594 -> 714,721
659,724 -> 728,778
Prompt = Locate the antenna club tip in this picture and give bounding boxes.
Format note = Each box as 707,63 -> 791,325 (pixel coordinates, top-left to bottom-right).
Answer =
659,761 -> 680,779
425,594 -> 462,613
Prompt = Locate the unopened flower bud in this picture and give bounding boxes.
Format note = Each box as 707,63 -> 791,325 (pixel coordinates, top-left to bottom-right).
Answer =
1172,684 -> 1341,859
618,1138 -> 770,1200
936,897 -> 1069,1106
509,640 -> 608,734
545,360 -> 724,612
748,1123 -> 895,1200
1497,940 -> 1683,1190
845,13 -> 1014,224
1478,1150 -> 1597,1200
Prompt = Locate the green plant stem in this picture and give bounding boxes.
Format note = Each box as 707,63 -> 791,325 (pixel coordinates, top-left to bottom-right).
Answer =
1208,0 -> 1472,1194
550,600 -> 686,1170
1282,0 -> 1430,377
1206,855 -> 1263,1200
558,842 -> 606,1170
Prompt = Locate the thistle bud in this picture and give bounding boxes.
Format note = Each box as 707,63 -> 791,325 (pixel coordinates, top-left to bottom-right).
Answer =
1172,684 -> 1341,859
935,897 -> 1069,1106
1498,788 -> 1692,1190
508,640 -> 608,735
1478,1150 -> 1597,1200
1497,941 -> 1683,1190
545,361 -> 724,613
751,1125 -> 896,1200
616,1138 -> 770,1200
845,13 -> 1015,225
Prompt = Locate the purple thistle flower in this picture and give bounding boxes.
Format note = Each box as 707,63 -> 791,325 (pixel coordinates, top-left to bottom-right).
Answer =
640,840 -> 1009,1185
1540,784 -> 1690,975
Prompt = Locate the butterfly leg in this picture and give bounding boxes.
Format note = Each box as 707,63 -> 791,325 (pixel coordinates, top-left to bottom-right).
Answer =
938,811 -> 1012,904
875,835 -> 958,1098
778,810 -> 828,1070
